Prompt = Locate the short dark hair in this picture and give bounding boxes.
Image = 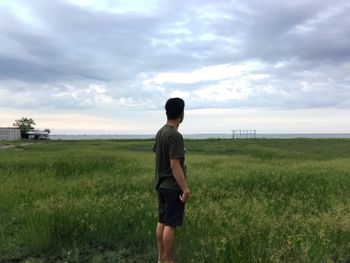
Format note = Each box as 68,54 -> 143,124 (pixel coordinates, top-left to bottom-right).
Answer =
165,98 -> 185,120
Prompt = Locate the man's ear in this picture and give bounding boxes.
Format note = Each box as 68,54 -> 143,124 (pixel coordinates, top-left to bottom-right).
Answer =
179,112 -> 184,122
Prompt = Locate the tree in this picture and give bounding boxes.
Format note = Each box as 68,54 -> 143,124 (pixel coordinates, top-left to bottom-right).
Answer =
44,128 -> 51,134
13,117 -> 36,139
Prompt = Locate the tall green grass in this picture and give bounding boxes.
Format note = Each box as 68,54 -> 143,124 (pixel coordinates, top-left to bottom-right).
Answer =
1,139 -> 350,262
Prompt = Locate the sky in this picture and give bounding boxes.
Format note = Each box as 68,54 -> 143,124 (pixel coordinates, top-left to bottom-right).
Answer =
0,0 -> 350,134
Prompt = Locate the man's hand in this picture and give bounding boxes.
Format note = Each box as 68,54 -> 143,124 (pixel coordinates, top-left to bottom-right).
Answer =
179,189 -> 190,203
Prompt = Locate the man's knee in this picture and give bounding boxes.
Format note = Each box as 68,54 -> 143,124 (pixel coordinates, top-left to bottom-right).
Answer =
163,226 -> 175,236
156,223 -> 165,239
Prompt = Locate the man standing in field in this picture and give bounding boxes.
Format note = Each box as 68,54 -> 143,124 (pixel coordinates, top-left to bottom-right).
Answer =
154,98 -> 190,263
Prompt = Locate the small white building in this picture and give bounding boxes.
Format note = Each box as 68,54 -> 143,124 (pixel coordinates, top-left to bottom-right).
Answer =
0,128 -> 21,141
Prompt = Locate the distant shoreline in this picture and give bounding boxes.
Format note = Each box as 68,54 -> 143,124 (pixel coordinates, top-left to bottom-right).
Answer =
49,133 -> 350,140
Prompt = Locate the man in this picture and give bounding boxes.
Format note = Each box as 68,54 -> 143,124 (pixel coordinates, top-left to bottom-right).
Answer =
154,98 -> 190,263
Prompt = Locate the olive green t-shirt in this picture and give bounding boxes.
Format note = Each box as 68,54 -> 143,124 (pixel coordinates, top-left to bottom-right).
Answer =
154,125 -> 186,190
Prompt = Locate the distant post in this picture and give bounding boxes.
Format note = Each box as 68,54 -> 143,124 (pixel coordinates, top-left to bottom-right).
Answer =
232,130 -> 257,139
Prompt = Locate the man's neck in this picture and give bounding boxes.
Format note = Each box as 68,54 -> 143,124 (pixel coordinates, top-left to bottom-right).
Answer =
166,119 -> 179,129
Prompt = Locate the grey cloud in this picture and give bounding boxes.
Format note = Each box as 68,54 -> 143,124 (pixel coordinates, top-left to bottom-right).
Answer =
1,0 -> 160,81
0,0 -> 349,111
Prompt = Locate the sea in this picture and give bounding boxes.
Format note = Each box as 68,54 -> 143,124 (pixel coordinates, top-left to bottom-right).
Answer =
49,133 -> 350,140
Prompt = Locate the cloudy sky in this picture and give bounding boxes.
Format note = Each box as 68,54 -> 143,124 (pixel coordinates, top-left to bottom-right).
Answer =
0,0 -> 349,134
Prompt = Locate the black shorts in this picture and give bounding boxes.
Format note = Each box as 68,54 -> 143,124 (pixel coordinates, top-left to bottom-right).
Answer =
157,188 -> 185,227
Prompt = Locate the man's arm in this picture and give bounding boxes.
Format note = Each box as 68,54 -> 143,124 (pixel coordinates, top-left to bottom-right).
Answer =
170,159 -> 190,203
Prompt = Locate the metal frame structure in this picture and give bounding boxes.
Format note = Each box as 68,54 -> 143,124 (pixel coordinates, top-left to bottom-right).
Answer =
232,130 -> 256,139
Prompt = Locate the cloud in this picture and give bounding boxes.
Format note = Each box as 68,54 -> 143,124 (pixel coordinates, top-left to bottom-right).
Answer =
0,0 -> 349,115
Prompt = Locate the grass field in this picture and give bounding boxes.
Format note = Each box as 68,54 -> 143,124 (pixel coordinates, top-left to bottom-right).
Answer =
0,139 -> 350,262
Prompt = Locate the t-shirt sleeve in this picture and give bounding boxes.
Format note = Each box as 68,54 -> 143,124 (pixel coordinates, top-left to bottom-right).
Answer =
169,133 -> 184,159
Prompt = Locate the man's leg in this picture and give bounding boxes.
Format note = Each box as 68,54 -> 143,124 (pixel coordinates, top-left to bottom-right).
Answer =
156,223 -> 165,263
163,226 -> 176,263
